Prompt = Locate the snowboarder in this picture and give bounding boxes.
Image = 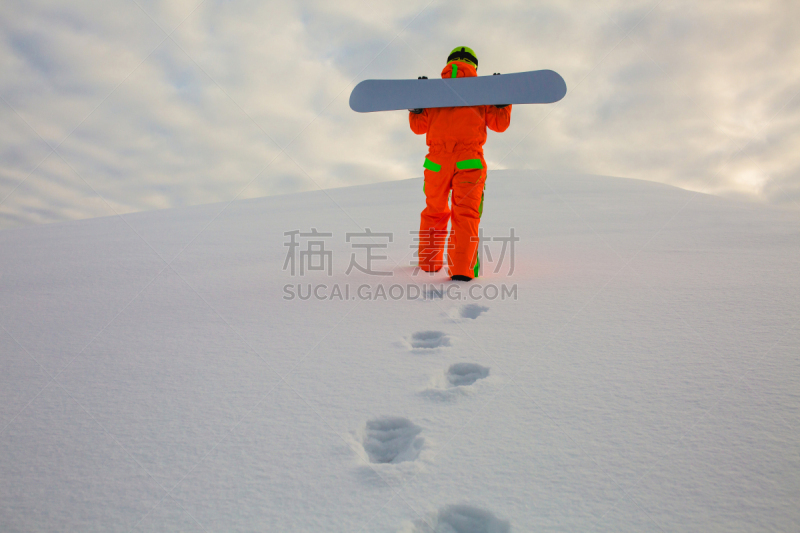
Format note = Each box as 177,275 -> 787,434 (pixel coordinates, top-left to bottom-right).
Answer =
410,46 -> 512,281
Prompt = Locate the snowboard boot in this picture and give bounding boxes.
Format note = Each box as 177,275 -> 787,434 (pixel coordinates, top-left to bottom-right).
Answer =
450,274 -> 473,282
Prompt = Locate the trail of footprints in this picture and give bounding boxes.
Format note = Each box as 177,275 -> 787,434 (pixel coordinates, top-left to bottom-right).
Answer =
358,304 -> 510,531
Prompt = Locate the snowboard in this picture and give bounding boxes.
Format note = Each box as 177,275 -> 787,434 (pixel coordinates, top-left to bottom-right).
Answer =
349,70 -> 566,113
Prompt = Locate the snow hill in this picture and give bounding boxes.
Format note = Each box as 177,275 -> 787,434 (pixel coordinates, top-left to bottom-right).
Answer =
1,170 -> 799,532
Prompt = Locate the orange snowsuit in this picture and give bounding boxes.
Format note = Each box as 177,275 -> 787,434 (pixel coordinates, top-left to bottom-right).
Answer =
410,61 -> 512,278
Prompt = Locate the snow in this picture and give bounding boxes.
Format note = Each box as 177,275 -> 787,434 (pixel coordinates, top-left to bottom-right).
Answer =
1,170 -> 799,532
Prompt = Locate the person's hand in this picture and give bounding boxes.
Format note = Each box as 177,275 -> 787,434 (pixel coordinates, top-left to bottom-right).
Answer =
409,109 -> 424,114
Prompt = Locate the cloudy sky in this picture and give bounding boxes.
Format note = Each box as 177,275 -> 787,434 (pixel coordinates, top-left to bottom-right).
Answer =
1,0 -> 799,229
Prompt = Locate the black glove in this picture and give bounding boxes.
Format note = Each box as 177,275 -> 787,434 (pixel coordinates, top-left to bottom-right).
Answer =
418,76 -> 428,79
493,73 -> 501,76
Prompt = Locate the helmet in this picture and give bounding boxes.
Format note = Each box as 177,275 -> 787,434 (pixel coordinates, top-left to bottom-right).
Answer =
447,46 -> 478,68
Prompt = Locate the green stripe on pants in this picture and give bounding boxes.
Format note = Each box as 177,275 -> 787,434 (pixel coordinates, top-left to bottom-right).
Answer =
423,158 -> 441,172
456,158 -> 483,170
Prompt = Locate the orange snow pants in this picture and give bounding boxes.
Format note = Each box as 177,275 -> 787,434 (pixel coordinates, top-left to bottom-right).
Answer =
419,147 -> 486,278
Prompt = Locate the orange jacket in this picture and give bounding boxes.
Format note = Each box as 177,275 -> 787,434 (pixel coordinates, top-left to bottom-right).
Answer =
409,61 -> 512,150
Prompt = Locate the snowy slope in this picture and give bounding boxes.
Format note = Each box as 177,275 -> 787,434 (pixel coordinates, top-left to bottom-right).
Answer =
1,170 -> 799,532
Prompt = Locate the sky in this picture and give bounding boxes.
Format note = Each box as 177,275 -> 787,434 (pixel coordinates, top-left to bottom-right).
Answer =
1,0 -> 799,229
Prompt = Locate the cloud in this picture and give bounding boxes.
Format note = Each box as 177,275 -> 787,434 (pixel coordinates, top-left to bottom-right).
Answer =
1,0 -> 799,230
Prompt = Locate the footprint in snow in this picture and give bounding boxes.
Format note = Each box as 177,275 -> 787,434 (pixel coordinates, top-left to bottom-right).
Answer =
404,504 -> 511,533
447,304 -> 489,320
409,330 -> 451,350
459,304 -> 489,319
362,416 -> 424,464
421,363 -> 491,401
446,363 -> 490,387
